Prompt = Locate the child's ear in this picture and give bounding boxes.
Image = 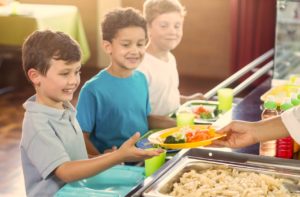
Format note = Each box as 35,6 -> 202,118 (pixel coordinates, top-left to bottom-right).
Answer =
102,40 -> 112,55
147,23 -> 152,36
27,68 -> 41,86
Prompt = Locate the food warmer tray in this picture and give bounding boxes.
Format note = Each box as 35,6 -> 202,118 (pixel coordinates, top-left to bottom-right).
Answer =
126,148 -> 300,197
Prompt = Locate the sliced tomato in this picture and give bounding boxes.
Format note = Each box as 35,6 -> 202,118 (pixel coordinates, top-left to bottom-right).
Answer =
185,130 -> 207,142
194,106 -> 207,115
195,131 -> 210,140
185,132 -> 194,143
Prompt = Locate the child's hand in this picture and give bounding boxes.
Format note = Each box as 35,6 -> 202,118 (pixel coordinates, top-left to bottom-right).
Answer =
181,93 -> 206,104
103,146 -> 117,154
118,132 -> 163,162
190,92 -> 206,100
213,121 -> 259,148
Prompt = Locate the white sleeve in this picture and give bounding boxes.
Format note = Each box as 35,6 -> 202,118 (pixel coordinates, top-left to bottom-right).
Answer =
281,106 -> 300,144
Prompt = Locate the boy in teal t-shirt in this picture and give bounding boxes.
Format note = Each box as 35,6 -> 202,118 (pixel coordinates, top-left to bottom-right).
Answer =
77,69 -> 150,153
76,8 -> 176,155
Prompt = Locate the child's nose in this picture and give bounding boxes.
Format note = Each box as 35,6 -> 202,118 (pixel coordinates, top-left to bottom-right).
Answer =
130,46 -> 140,53
169,26 -> 180,34
69,74 -> 79,84
170,27 -> 178,34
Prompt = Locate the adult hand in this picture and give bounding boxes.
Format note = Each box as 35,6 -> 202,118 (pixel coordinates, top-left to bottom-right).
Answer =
213,120 -> 259,148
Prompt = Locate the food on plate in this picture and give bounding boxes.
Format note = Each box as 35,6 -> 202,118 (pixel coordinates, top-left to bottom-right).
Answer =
148,125 -> 226,149
163,127 -> 215,144
164,132 -> 186,144
193,105 -> 215,119
175,100 -> 220,124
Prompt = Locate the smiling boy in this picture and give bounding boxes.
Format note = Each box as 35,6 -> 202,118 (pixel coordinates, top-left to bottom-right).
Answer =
138,0 -> 204,116
20,30 -> 162,196
76,8 -> 175,156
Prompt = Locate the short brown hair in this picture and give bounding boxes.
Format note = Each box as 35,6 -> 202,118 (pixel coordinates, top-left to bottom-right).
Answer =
22,30 -> 81,80
101,7 -> 147,42
143,0 -> 186,24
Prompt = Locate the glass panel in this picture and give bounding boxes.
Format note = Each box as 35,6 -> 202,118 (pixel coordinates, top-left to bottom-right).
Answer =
274,0 -> 300,80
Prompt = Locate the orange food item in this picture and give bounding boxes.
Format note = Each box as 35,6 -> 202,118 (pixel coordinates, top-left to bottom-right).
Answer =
185,132 -> 193,142
194,106 -> 207,115
185,128 -> 214,143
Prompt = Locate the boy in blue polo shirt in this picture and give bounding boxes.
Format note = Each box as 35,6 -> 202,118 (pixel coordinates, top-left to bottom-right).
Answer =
76,8 -> 175,156
20,30 -> 162,196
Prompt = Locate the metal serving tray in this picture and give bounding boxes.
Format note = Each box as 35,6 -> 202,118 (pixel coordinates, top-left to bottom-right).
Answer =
143,158 -> 300,197
127,149 -> 300,197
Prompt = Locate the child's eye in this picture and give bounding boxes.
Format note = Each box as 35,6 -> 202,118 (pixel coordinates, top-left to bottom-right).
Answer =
60,73 -> 69,76
122,43 -> 130,47
75,70 -> 81,75
159,22 -> 168,28
137,43 -> 145,47
175,24 -> 182,29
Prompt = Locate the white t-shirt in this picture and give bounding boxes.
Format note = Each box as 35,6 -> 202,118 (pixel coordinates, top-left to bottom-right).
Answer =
281,106 -> 300,144
138,52 -> 180,116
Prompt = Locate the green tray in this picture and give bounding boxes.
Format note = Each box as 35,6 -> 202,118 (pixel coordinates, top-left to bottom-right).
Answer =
55,165 -> 144,197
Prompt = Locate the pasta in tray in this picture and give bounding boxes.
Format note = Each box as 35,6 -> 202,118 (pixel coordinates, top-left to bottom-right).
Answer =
168,167 -> 300,197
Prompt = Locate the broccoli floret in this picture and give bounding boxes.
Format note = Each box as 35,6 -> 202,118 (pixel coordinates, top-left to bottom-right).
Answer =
200,112 -> 213,119
164,136 -> 176,143
164,136 -> 185,144
177,139 -> 185,143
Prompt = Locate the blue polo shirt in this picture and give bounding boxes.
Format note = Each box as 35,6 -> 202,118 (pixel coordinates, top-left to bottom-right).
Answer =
76,70 -> 151,153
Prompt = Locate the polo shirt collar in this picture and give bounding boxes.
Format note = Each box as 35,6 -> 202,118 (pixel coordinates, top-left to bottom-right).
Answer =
23,95 -> 76,120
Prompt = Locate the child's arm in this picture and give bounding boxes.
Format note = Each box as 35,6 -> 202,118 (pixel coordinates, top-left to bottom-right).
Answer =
82,132 -> 101,157
54,133 -> 162,183
54,150 -> 124,182
148,115 -> 176,129
180,92 -> 205,104
103,146 -> 117,154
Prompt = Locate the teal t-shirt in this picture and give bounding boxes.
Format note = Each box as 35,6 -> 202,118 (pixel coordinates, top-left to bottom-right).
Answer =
76,70 -> 151,153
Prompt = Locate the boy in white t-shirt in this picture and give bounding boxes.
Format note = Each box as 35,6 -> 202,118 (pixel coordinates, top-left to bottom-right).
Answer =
138,0 -> 205,116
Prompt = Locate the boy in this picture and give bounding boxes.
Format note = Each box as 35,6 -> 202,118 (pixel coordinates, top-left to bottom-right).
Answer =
20,30 -> 162,197
138,0 -> 204,116
76,8 -> 175,156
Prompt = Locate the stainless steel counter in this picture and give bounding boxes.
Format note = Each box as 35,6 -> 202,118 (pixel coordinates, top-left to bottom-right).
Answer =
126,78 -> 300,197
127,148 -> 300,197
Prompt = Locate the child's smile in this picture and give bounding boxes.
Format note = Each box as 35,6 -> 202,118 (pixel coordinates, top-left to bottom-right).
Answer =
125,55 -> 142,64
62,87 -> 77,95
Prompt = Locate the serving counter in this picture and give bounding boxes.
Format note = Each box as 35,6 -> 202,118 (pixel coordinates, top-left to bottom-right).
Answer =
125,78 -> 277,197
127,148 -> 300,197
126,42 -> 300,195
